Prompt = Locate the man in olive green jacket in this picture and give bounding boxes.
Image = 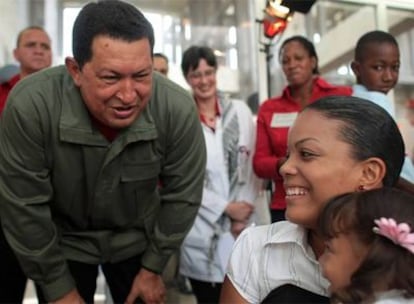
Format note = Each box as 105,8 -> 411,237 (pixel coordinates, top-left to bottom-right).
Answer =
0,1 -> 206,304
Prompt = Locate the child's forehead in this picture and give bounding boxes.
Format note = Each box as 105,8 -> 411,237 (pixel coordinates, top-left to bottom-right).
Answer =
364,41 -> 399,53
359,42 -> 399,60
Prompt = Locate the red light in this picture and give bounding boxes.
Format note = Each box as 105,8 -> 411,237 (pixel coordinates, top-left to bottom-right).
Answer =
407,99 -> 414,109
263,17 -> 287,39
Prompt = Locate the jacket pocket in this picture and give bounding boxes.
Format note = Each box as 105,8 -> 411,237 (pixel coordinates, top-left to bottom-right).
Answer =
118,160 -> 161,226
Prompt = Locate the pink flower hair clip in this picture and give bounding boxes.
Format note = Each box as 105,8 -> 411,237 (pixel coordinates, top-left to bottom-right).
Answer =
373,218 -> 414,254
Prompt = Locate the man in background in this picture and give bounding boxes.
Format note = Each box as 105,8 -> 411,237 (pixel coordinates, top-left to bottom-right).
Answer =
153,52 -> 169,76
0,25 -> 51,303
0,26 -> 52,115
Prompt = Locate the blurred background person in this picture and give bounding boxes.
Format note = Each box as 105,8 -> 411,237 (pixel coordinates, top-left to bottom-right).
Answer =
0,25 -> 51,303
406,99 -> 414,127
253,35 -> 351,223
351,30 -> 414,187
0,26 -> 52,115
0,64 -> 19,83
153,52 -> 169,76
406,99 -> 414,164
179,45 -> 261,303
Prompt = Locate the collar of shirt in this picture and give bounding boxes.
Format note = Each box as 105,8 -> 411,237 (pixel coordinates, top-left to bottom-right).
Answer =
265,221 -> 318,262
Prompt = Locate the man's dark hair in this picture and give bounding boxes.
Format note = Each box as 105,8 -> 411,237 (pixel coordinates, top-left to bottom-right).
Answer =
181,46 -> 217,77
72,0 -> 154,69
354,30 -> 398,61
16,26 -> 48,47
153,53 -> 169,63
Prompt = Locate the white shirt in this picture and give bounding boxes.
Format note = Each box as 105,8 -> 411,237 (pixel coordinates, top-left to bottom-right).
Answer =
352,84 -> 414,183
226,221 -> 329,303
352,84 -> 395,117
374,290 -> 414,303
180,98 -> 261,283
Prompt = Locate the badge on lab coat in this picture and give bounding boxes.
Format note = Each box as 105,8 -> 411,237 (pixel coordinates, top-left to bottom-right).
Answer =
270,112 -> 298,128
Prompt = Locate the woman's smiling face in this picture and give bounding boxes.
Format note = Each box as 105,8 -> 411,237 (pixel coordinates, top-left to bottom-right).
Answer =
280,110 -> 363,229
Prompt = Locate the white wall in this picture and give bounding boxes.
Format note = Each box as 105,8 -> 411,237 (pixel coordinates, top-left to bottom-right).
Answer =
0,0 -> 28,66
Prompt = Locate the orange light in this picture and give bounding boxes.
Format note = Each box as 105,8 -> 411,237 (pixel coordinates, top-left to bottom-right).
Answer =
407,99 -> 414,109
263,17 -> 287,39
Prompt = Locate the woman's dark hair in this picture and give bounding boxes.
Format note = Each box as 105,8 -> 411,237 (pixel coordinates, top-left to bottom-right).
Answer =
72,0 -> 155,69
304,96 -> 404,187
181,46 -> 217,77
279,35 -> 319,74
319,187 -> 414,303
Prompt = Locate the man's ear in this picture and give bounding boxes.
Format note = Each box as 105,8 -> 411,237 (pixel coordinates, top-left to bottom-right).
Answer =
350,60 -> 360,78
358,157 -> 386,190
65,57 -> 82,87
13,48 -> 19,62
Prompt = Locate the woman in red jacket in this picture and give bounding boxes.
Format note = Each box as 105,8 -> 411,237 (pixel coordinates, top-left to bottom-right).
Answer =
253,36 -> 352,223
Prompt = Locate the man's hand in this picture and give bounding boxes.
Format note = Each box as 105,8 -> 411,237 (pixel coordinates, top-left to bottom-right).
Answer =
126,268 -> 166,304
230,220 -> 248,238
52,289 -> 84,304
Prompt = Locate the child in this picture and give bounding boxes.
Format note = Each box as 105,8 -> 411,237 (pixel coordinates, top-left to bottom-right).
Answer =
352,30 -> 414,184
319,187 -> 414,303
351,30 -> 399,116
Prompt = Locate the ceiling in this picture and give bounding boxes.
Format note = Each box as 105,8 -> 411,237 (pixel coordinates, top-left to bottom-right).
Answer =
125,0 -> 190,15
63,0 -> 190,16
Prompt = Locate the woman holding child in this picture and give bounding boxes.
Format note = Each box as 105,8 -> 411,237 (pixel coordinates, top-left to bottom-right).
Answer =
220,95 -> 407,303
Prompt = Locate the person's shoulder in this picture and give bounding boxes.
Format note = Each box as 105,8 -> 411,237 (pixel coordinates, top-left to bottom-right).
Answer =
149,74 -> 198,131
11,66 -> 67,94
239,221 -> 301,245
316,76 -> 352,95
152,72 -> 192,101
352,84 -> 387,100
230,98 -> 254,116
5,66 -> 70,114
374,290 -> 414,304
257,94 -> 286,113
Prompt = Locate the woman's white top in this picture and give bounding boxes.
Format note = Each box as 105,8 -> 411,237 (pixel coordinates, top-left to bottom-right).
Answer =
226,221 -> 329,303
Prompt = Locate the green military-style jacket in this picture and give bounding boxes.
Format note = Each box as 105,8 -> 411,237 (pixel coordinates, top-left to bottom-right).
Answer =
0,66 -> 206,301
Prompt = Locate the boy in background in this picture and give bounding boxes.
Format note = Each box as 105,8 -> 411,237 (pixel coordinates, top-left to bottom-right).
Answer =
352,30 -> 414,184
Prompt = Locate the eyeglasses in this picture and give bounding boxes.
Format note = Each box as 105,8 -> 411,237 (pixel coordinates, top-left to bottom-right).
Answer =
188,68 -> 216,80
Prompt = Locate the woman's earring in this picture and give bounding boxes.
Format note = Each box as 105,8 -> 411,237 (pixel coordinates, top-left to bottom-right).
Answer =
358,185 -> 365,191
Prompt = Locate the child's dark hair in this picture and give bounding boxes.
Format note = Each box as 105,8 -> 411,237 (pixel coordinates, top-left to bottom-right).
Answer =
354,30 -> 399,62
319,187 -> 414,303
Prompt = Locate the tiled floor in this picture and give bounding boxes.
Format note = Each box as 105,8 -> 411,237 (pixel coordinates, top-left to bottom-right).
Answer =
23,253 -> 197,303
23,282 -> 197,304
23,279 -> 197,304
